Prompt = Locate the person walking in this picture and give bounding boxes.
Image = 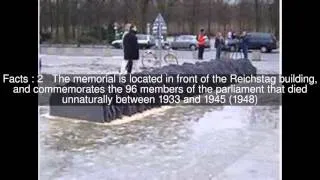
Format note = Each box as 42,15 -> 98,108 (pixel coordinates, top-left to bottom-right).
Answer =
120,23 -> 132,73
196,29 -> 206,60
240,31 -> 249,59
122,25 -> 139,74
229,32 -> 241,59
214,32 -> 224,60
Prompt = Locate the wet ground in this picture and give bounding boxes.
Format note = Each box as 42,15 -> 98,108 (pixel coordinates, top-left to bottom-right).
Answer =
39,48 -> 279,74
39,47 -> 280,180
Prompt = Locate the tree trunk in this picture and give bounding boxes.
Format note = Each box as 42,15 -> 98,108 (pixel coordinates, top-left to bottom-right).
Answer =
140,0 -> 149,33
273,0 -> 279,38
98,18 -> 102,42
55,0 -> 60,41
255,0 -> 260,31
72,25 -> 76,40
191,0 -> 197,34
49,0 -> 53,34
62,0 -> 70,42
44,0 -> 49,32
39,0 -> 279,38
208,0 -> 212,35
70,0 -> 76,40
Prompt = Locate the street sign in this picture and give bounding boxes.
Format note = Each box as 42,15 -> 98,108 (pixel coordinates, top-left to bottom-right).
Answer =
151,13 -> 167,63
152,13 -> 167,36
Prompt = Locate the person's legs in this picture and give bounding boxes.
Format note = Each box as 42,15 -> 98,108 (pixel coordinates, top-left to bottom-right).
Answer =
120,59 -> 127,74
226,52 -> 230,59
198,47 -> 201,59
216,47 -> 221,60
243,46 -> 248,59
131,60 -> 139,73
199,46 -> 204,59
126,59 -> 133,74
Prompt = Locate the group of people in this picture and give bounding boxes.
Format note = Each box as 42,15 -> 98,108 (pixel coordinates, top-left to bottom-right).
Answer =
196,29 -> 249,60
120,24 -> 251,74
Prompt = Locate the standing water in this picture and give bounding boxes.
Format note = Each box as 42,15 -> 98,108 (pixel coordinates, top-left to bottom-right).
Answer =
39,50 -> 280,180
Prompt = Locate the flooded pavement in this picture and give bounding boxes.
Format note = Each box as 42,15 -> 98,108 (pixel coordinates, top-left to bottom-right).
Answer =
39,48 -> 280,180
40,105 -> 279,180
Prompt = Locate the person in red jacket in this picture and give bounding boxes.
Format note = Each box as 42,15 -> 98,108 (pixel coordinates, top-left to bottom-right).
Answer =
197,29 -> 206,60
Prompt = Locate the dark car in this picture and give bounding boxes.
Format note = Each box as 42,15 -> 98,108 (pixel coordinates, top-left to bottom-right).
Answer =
225,32 -> 278,53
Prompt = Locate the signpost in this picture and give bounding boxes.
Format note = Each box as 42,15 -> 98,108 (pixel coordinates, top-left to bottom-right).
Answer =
147,23 -> 150,35
152,13 -> 167,61
152,13 -> 167,35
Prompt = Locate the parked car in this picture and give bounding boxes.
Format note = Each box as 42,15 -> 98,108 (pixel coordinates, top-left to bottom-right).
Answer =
136,34 -> 156,49
170,35 -> 210,50
111,34 -> 156,49
153,36 -> 170,49
111,39 -> 123,49
162,41 -> 170,49
224,32 -> 278,53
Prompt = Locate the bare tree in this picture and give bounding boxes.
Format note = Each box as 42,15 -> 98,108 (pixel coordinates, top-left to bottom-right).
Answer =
40,0 -> 279,43
62,0 -> 70,42
207,0 -> 213,35
255,0 -> 260,31
139,0 -> 150,33
55,0 -> 60,41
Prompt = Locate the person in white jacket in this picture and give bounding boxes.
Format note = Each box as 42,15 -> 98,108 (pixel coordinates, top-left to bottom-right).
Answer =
227,31 -> 233,39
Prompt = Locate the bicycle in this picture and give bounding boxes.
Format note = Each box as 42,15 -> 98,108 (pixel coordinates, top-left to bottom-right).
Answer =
141,48 -> 179,69
225,39 -> 245,59
141,49 -> 160,69
163,48 -> 179,65
229,46 -> 244,59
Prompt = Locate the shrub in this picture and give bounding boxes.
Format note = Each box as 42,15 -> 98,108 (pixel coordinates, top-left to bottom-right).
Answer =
40,32 -> 52,43
78,34 -> 99,44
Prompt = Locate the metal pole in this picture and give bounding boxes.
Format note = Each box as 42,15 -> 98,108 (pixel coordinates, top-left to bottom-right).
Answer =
147,23 -> 150,35
158,23 -> 162,61
39,58 -> 42,73
114,26 -> 118,40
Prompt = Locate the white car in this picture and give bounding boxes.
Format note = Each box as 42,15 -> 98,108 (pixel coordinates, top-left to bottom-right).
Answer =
111,39 -> 123,49
111,34 -> 156,49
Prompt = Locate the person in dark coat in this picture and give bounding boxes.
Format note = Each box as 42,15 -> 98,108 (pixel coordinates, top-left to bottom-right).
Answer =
240,31 -> 249,59
122,25 -> 139,74
214,32 -> 224,60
